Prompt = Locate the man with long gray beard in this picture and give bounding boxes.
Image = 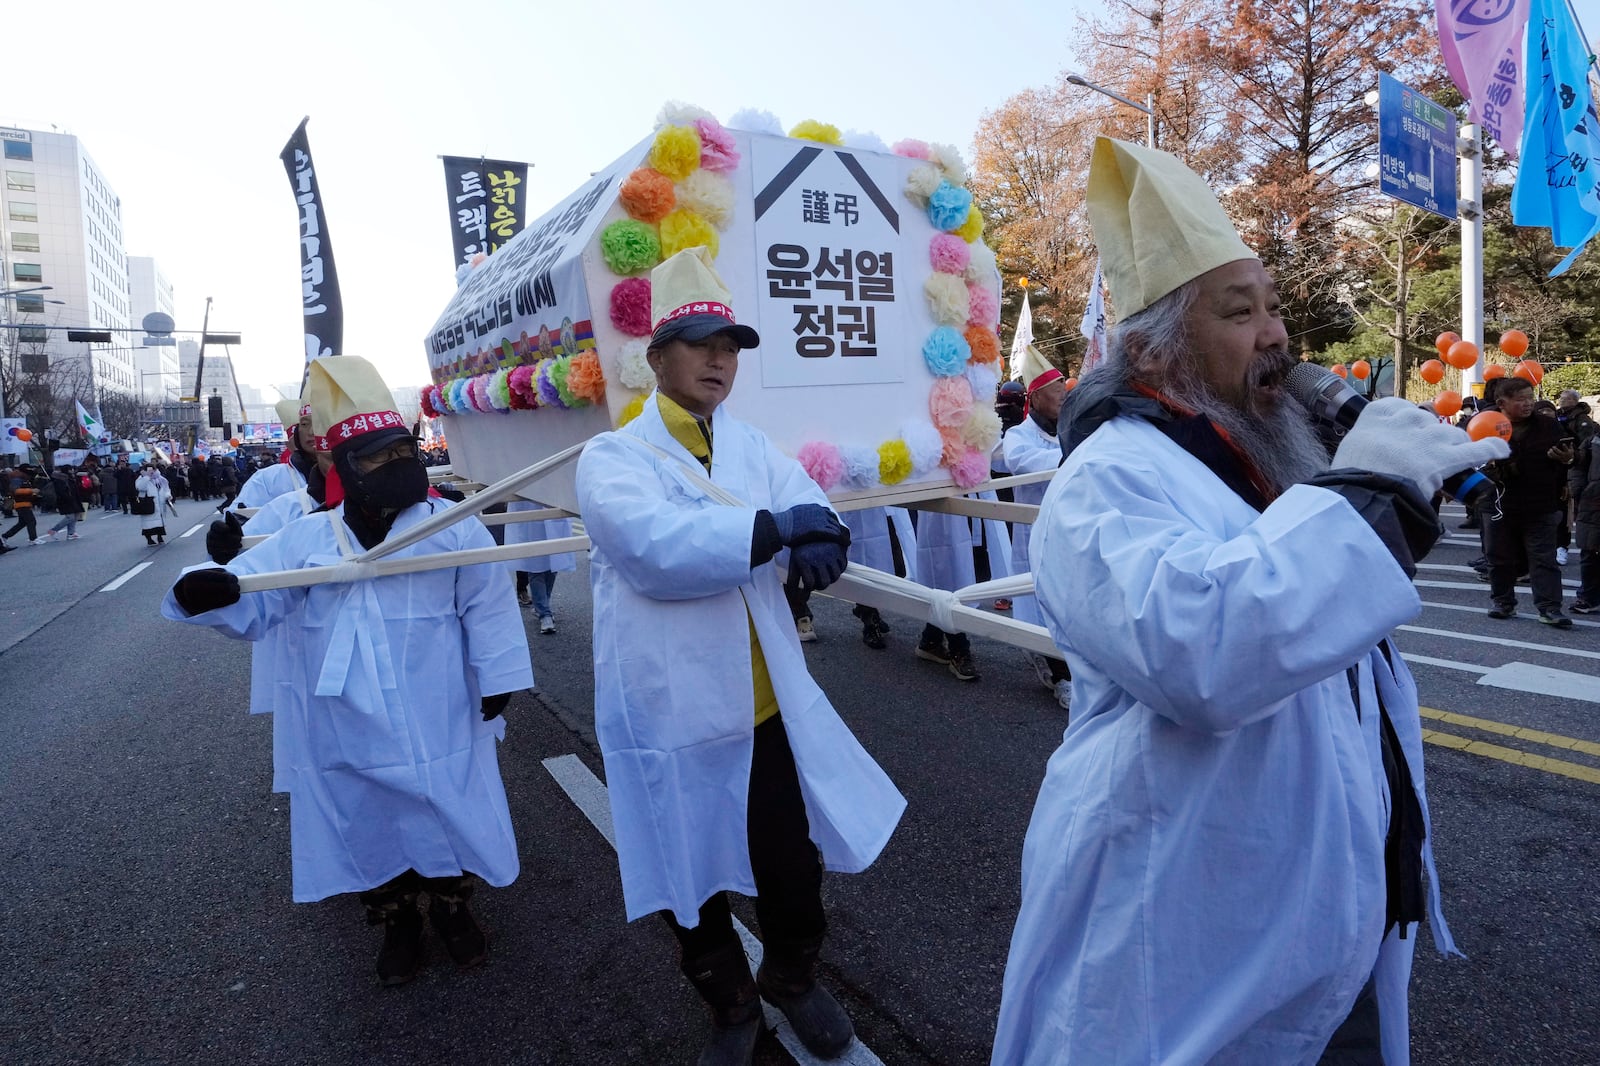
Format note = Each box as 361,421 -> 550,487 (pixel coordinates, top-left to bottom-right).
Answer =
989,138 -> 1509,1066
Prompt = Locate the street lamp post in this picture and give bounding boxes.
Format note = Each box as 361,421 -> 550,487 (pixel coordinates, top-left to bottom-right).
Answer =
1065,72 -> 1156,147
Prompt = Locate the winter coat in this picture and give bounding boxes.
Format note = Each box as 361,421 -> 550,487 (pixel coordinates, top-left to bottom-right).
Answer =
1571,436 -> 1600,552
999,415 -> 1061,627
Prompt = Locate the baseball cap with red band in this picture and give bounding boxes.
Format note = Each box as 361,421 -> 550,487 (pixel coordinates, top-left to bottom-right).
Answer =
649,247 -> 760,350
305,355 -> 413,457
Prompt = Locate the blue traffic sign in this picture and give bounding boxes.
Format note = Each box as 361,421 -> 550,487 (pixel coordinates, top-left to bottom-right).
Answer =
1376,72 -> 1458,219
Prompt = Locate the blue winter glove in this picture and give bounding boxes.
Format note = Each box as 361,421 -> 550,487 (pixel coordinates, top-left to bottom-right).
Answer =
788,540 -> 849,592
771,503 -> 850,548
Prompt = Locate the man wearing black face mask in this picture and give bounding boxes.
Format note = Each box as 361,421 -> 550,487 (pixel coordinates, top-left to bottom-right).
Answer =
163,355 -> 533,988
225,397 -> 316,515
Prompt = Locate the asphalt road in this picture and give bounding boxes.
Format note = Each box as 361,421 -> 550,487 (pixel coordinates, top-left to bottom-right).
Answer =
0,495 -> 1595,1065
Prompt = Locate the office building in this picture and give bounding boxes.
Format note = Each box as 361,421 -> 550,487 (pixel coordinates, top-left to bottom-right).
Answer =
0,126 -> 136,396
127,256 -> 179,401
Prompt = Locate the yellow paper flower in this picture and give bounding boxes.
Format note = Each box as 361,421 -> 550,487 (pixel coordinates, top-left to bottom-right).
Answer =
789,120 -> 843,146
955,205 -> 985,244
878,439 -> 913,485
659,209 -> 720,259
649,125 -> 702,182
617,394 -> 647,427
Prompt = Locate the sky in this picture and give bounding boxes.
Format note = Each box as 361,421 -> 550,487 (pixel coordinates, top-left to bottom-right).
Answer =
3,0 -> 1092,397
7,0 -> 1598,399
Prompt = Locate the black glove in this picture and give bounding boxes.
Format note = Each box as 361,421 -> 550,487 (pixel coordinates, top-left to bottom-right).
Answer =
788,540 -> 848,592
480,691 -> 513,722
205,512 -> 245,564
771,503 -> 850,548
436,483 -> 466,503
172,568 -> 241,616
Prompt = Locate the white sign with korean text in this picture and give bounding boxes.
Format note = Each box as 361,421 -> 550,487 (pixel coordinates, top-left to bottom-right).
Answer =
751,140 -> 909,389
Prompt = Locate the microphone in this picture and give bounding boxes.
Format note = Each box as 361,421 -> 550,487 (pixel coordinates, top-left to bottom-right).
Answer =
1284,363 -> 1496,509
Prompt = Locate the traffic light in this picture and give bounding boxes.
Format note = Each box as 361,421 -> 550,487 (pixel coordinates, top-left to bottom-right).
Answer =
208,396 -> 224,427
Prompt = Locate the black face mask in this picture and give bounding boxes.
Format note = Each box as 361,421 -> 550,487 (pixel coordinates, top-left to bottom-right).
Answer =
344,456 -> 429,514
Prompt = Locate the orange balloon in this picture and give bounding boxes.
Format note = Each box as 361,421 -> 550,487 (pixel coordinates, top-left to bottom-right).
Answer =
229,437 -> 242,447
14,428 -> 32,442
1467,410 -> 1513,441
1064,377 -> 1078,391
1445,340 -> 1480,370
1498,329 -> 1529,358
1483,364 -> 1508,380
1331,363 -> 1350,378
1351,359 -> 1371,380
1433,390 -> 1463,417
1419,359 -> 1446,384
1436,331 -> 1460,356
1513,362 -> 1537,382
1518,358 -> 1544,383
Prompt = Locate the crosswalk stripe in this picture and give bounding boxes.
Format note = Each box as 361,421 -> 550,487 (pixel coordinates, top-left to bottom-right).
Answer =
1419,600 -> 1600,629
1397,624 -> 1600,662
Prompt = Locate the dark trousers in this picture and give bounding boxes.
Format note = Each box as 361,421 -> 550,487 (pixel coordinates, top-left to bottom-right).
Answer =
3,509 -> 36,541
1486,509 -> 1564,613
1579,550 -> 1600,605
1316,975 -> 1381,1065
662,717 -> 826,963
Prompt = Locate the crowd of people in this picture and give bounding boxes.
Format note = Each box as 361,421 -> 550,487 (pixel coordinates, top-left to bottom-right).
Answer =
0,450 -> 286,552
136,135 -> 1590,1066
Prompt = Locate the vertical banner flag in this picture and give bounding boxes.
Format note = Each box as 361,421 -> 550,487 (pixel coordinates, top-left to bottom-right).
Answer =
1008,285 -> 1033,379
1435,0 -> 1530,156
442,157 -> 531,269
1,418 -> 27,455
1079,260 -> 1108,375
75,400 -> 110,444
1512,0 -> 1600,275
280,118 -> 344,382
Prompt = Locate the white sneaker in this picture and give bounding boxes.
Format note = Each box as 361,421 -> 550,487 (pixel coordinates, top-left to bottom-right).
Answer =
1053,679 -> 1072,711
796,616 -> 817,643
539,615 -> 556,635
1557,547 -> 1569,566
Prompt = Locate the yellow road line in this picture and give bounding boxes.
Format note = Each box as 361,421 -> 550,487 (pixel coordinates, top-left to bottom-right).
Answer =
1422,729 -> 1600,785
1420,706 -> 1600,759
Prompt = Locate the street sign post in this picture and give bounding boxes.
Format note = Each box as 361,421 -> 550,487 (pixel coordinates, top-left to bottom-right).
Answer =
1376,71 -> 1458,219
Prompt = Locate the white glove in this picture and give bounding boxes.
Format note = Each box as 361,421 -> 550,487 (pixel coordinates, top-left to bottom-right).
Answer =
1331,397 -> 1511,498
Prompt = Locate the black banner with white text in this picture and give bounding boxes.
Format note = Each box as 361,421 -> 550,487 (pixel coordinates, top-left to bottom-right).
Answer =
280,118 -> 344,385
442,156 -> 530,269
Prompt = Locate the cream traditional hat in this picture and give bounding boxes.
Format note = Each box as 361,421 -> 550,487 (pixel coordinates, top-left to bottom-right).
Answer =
649,247 -> 760,349
305,356 -> 408,454
273,397 -> 300,430
1017,343 -> 1063,394
1086,137 -> 1256,320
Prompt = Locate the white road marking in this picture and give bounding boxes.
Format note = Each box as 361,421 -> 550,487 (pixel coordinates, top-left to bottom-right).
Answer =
1415,579 -> 1581,595
1416,562 -> 1579,587
542,754 -> 886,1066
1420,599 -> 1600,629
1400,653 -> 1491,675
99,561 -> 153,592
1477,662 -> 1600,705
180,521 -> 207,538
1397,624 -> 1600,662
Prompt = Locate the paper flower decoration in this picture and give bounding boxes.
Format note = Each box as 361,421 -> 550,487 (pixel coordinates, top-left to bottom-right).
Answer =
924,273 -> 972,327
610,278 -> 653,336
675,169 -> 735,228
789,119 -> 843,145
600,219 -> 661,276
878,439 -> 913,485
568,351 -> 607,405
798,441 -> 846,491
649,124 -> 702,181
617,339 -> 655,390
923,326 -> 973,377
619,168 -> 676,224
927,181 -> 974,232
694,117 -> 740,173
930,376 -> 975,428
930,233 -> 971,275
617,394 -> 647,427
964,326 -> 1001,366
659,208 -> 719,259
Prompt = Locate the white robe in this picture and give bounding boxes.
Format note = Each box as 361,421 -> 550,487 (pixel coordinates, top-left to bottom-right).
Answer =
161,499 -> 533,902
241,489 -> 319,794
134,474 -> 171,533
1000,417 -> 1061,627
991,416 -> 1451,1066
228,461 -> 308,514
575,393 -> 906,925
504,499 -> 576,574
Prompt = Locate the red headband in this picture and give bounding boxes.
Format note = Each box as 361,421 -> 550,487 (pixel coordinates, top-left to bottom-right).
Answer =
328,410 -> 406,446
654,300 -> 737,333
1027,368 -> 1064,395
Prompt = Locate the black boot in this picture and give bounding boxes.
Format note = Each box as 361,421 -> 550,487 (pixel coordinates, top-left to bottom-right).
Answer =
757,937 -> 853,1058
425,876 -> 489,968
684,942 -> 764,1066
362,892 -> 425,986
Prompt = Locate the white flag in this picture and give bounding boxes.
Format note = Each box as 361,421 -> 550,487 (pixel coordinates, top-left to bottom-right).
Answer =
1079,260 -> 1107,374
1008,289 -> 1034,379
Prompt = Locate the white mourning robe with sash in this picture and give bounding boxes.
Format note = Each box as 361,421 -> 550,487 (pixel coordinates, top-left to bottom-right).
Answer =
162,499 -> 533,901
504,499 -> 576,574
1000,416 -> 1061,627
240,487 -> 320,793
228,460 -> 308,514
576,392 -> 906,926
992,415 -> 1453,1066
